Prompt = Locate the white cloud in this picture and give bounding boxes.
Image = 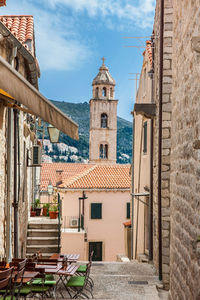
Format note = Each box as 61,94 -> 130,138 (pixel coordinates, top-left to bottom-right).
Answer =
44,0 -> 156,28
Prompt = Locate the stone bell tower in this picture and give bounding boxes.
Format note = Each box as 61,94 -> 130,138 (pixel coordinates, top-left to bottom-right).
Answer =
89,58 -> 118,164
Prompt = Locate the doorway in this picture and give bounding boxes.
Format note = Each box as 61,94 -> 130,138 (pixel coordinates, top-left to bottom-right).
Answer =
89,242 -> 103,261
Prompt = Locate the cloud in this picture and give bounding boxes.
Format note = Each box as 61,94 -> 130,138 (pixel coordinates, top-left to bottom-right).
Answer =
43,0 -> 156,28
1,0 -> 92,71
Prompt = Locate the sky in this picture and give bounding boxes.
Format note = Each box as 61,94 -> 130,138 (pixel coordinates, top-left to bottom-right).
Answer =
1,0 -> 156,122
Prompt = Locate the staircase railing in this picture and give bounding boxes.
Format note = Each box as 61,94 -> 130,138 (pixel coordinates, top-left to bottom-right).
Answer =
57,193 -> 62,253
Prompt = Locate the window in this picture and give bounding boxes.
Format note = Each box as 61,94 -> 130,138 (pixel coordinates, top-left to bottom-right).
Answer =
102,87 -> 106,97
101,113 -> 108,128
95,87 -> 99,98
110,88 -> 113,98
99,144 -> 108,159
126,203 -> 130,219
143,121 -> 147,153
91,203 -> 102,219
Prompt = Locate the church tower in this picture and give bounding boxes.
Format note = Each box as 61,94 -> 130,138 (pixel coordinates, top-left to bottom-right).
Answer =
89,58 -> 118,164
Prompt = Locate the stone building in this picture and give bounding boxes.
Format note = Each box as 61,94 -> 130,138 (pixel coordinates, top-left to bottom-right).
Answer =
0,15 -> 78,260
89,58 -> 118,164
132,0 -> 200,298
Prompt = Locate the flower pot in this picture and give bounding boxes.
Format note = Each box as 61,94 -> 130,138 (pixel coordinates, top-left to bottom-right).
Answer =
30,210 -> 36,217
49,211 -> 58,219
35,208 -> 41,216
43,207 -> 48,216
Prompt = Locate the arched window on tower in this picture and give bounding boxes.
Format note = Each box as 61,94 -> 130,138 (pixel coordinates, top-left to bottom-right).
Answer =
95,87 -> 99,98
102,87 -> 107,97
99,144 -> 108,159
110,88 -> 113,98
101,113 -> 108,128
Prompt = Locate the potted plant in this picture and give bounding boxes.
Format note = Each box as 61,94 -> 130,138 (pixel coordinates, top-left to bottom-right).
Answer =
49,204 -> 58,219
30,206 -> 36,217
43,203 -> 50,216
34,199 -> 41,216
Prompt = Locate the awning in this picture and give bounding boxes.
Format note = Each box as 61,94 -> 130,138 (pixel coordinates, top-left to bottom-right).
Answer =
0,56 -> 79,140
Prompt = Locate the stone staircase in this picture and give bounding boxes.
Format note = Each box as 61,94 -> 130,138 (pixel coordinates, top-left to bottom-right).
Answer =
26,217 -> 61,258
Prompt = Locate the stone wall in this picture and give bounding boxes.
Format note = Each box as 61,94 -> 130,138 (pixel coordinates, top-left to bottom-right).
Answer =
169,1 -> 200,299
152,0 -> 173,289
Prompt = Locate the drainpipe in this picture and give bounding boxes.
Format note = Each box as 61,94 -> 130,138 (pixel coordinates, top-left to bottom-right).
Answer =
6,109 -> 13,262
131,116 -> 135,260
158,0 -> 164,281
13,108 -> 19,258
149,35 -> 155,262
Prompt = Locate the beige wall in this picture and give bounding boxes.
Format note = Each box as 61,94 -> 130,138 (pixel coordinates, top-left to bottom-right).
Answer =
133,47 -> 152,258
60,190 -> 130,261
61,231 -> 85,260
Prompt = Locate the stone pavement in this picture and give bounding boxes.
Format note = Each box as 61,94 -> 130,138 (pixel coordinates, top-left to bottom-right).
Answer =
89,261 -> 168,300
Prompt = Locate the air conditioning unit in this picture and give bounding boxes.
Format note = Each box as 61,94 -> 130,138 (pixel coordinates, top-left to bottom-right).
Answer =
32,145 -> 41,166
70,218 -> 79,228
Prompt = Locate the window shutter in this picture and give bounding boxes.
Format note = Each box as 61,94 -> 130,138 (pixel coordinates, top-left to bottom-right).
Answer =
143,121 -> 147,153
91,203 -> 102,219
126,203 -> 130,219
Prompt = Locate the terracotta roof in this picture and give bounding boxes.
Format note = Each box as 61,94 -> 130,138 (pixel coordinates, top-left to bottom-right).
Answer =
59,164 -> 131,190
40,163 -> 93,192
0,15 -> 34,49
146,40 -> 152,66
123,220 -> 131,227
0,0 -> 6,7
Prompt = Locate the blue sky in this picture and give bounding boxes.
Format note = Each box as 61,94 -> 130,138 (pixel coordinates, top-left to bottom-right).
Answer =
1,0 -> 155,121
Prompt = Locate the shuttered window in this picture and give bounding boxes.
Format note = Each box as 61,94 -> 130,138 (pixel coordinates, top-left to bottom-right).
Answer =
126,202 -> 130,219
91,203 -> 102,219
143,121 -> 147,153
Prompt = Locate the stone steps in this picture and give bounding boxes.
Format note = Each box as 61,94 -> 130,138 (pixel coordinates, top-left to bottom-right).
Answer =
26,218 -> 61,257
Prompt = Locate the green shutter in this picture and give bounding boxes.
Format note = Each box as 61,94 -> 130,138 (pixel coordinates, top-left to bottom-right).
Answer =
91,203 -> 102,219
143,121 -> 147,153
126,203 -> 130,219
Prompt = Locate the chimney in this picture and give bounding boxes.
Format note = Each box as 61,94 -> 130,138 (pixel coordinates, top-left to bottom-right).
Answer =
56,170 -> 63,186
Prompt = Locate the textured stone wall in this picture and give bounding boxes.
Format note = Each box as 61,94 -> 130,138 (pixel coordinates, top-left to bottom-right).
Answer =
169,1 -> 200,299
152,0 -> 173,289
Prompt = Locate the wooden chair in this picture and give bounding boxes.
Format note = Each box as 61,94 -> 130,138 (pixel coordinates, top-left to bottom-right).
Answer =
0,267 -> 14,299
76,251 -> 94,289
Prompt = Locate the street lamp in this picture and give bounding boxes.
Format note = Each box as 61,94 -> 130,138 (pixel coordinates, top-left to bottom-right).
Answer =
47,124 -> 60,143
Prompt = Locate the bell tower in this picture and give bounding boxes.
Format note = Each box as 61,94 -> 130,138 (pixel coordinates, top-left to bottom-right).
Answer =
89,58 -> 118,164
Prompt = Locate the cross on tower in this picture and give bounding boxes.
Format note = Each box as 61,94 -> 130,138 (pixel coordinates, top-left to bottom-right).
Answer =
102,56 -> 106,65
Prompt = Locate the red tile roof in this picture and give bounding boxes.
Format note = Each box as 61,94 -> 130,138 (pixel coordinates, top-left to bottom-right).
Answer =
40,163 -> 131,191
59,164 -> 131,190
40,163 -> 94,192
0,15 -> 34,47
123,220 -> 131,227
146,40 -> 152,66
0,0 -> 6,7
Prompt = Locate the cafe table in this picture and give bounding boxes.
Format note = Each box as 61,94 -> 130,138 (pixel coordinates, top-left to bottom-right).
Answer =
55,264 -> 79,298
50,253 -> 80,264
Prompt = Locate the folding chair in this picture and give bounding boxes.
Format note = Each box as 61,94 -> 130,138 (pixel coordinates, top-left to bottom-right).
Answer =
66,262 -> 94,299
76,251 -> 94,289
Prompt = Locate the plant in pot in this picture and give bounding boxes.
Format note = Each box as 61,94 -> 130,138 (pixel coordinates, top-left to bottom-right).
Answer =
49,204 -> 58,219
30,206 -> 36,217
43,203 -> 50,216
34,199 -> 41,216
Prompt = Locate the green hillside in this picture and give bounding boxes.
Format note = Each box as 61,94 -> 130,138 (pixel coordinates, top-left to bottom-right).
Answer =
45,100 -> 133,163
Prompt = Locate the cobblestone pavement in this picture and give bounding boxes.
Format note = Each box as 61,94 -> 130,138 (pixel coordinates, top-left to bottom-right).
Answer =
41,261 -> 168,300
89,261 -> 164,300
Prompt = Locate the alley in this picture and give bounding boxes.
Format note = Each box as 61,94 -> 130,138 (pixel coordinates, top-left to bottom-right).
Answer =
58,261 -> 168,300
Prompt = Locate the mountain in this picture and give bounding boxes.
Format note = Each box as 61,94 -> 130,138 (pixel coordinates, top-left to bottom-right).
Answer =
41,100 -> 132,164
